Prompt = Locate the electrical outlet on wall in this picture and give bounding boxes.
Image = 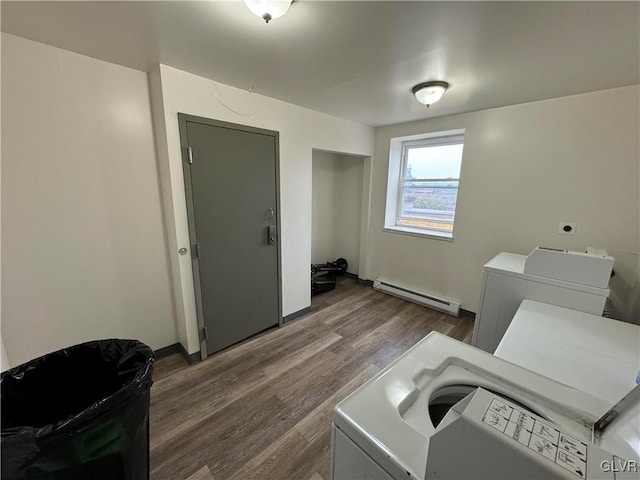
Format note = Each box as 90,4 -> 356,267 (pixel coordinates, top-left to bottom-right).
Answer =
558,222 -> 576,235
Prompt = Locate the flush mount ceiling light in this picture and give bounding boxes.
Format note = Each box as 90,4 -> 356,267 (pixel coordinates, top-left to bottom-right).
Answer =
412,81 -> 449,108
243,0 -> 292,23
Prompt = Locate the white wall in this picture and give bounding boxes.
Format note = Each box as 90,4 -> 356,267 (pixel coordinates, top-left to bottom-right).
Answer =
312,151 -> 364,275
150,65 -> 374,355
312,151 -> 340,265
1,34 -> 178,366
368,86 -> 640,313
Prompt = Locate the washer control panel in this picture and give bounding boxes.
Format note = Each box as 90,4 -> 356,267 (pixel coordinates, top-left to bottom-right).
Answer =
426,388 -> 636,479
483,396 -> 589,478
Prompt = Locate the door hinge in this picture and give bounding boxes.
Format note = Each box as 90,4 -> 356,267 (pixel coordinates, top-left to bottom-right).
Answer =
192,242 -> 201,259
187,146 -> 194,164
199,326 -> 208,342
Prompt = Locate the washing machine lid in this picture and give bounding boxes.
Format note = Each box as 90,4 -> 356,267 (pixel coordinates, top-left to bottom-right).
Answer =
333,332 -> 614,480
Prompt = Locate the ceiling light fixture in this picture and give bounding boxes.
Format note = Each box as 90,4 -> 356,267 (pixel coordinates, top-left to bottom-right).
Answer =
243,0 -> 292,23
412,81 -> 449,108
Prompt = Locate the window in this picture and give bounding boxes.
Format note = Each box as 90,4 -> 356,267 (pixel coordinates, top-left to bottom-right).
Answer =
385,130 -> 464,239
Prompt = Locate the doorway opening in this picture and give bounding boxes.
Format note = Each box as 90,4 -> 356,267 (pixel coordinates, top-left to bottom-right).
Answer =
311,150 -> 368,286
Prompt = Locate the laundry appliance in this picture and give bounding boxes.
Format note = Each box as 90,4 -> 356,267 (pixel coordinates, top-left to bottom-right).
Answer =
472,248 -> 613,352
495,300 -> 640,404
494,299 -> 640,470
331,332 -> 638,480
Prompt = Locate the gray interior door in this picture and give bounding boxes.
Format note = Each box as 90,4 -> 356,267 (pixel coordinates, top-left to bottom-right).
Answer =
179,114 -> 281,355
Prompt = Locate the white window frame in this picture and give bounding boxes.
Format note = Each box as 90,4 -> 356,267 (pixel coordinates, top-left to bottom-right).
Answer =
384,129 -> 465,240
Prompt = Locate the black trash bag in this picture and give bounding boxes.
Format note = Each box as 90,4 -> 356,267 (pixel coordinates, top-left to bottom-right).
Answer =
1,339 -> 154,480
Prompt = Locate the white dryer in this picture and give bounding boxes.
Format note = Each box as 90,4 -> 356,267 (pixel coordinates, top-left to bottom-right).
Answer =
494,299 -> 640,467
495,300 -> 640,404
331,332 -> 638,480
472,250 -> 611,353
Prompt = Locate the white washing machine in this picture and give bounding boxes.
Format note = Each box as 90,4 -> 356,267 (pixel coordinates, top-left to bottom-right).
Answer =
495,300 -> 640,405
331,332 -> 638,480
473,249 -> 613,353
494,299 -> 640,465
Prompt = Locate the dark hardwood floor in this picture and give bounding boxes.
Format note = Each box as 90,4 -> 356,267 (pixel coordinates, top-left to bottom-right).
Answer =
150,278 -> 474,480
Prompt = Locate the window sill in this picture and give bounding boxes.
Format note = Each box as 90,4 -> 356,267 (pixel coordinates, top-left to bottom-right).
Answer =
383,225 -> 454,242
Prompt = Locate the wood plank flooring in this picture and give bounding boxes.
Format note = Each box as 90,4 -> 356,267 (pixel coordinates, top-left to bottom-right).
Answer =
150,278 -> 474,480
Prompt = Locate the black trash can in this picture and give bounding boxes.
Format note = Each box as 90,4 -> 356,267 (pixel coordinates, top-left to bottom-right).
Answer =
1,339 -> 154,480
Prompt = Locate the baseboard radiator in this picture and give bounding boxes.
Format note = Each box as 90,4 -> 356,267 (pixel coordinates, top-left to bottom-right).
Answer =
373,279 -> 460,316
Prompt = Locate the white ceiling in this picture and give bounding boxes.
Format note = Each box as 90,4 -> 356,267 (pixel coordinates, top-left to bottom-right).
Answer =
2,1 -> 639,127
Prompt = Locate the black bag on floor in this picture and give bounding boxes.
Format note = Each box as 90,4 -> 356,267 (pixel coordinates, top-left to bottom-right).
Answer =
1,339 -> 154,480
311,258 -> 348,296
